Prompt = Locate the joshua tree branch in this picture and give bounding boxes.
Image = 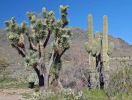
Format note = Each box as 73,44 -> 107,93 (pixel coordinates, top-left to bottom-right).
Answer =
47,50 -> 56,73
59,47 -> 69,58
11,43 -> 26,57
43,29 -> 51,48
28,36 -> 38,51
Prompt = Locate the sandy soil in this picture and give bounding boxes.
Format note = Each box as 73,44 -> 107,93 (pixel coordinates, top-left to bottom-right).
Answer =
0,93 -> 21,100
0,89 -> 32,100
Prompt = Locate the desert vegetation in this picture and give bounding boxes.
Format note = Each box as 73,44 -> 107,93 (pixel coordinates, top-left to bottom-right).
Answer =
0,4 -> 132,100
5,5 -> 71,89
84,15 -> 113,89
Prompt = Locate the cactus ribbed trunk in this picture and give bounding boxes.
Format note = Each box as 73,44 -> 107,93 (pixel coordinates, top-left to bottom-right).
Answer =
102,16 -> 109,89
87,15 -> 94,69
86,15 -> 110,89
88,15 -> 94,67
88,15 -> 93,44
88,15 -> 97,89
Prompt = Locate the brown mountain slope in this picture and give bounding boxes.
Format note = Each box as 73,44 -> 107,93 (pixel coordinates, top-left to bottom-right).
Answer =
0,28 -> 132,80
1,28 -> 132,61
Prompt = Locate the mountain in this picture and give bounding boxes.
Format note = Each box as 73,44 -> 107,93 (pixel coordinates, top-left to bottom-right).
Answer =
0,28 -> 132,79
71,28 -> 132,57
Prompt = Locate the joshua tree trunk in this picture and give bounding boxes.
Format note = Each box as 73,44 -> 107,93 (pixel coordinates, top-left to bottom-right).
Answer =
34,67 -> 44,86
44,72 -> 49,89
49,53 -> 63,88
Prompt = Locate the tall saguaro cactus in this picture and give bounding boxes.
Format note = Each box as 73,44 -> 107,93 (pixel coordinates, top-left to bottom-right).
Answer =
5,5 -> 71,89
86,15 -> 97,89
102,16 -> 109,89
85,15 -> 113,89
87,15 -> 95,67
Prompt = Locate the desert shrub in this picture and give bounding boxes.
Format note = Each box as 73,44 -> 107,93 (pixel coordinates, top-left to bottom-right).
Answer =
0,58 -> 9,72
106,65 -> 132,98
21,88 -> 84,100
21,88 -> 109,100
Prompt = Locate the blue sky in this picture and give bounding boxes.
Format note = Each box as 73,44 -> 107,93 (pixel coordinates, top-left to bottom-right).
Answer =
0,0 -> 132,44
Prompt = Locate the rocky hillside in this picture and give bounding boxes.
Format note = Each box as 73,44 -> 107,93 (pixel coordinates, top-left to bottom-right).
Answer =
71,28 -> 132,57
1,28 -> 132,61
0,28 -> 132,79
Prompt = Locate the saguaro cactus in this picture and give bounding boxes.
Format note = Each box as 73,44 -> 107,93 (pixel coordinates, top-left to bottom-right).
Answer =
5,5 -> 71,89
85,15 -> 113,89
87,15 -> 97,89
87,15 -> 95,68
101,16 -> 109,89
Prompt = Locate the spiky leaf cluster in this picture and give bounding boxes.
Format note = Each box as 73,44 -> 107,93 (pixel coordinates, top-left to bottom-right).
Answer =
27,12 -> 50,40
5,17 -> 27,43
50,6 -> 71,50
5,5 -> 71,70
53,27 -> 71,50
26,5 -> 71,50
24,50 -> 39,67
60,5 -> 69,26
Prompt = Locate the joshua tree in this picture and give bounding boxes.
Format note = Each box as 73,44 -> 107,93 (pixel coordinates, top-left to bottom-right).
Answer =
5,5 -> 71,89
85,15 -> 113,89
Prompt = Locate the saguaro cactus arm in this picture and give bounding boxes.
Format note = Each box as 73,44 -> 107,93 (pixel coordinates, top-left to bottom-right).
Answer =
102,15 -> 108,59
88,15 -> 93,44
